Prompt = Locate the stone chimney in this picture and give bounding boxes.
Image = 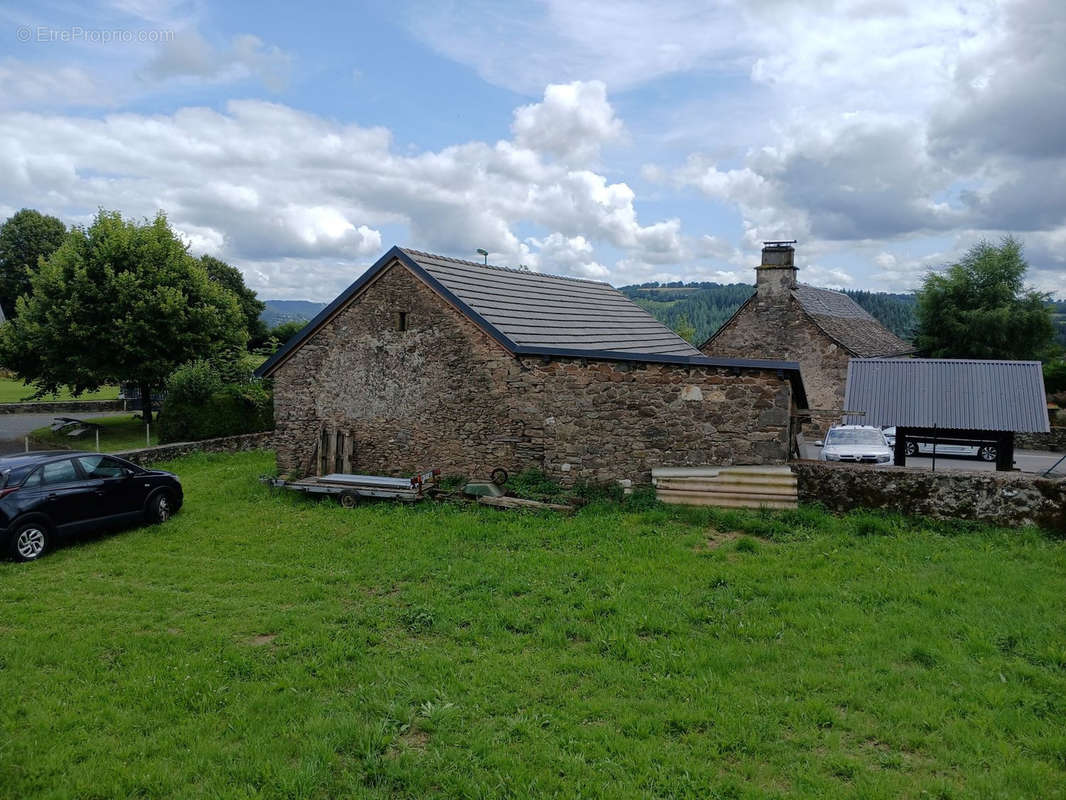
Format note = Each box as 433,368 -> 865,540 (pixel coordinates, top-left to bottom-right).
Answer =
755,241 -> 797,300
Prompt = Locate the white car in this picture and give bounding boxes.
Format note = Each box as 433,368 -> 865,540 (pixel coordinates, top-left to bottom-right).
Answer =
817,425 -> 893,464
882,427 -> 997,461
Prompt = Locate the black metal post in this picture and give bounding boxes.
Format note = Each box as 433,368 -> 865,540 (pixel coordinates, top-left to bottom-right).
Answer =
893,428 -> 907,466
995,432 -> 1014,472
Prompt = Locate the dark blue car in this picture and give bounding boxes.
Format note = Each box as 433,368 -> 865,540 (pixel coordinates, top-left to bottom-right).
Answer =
0,451 -> 183,562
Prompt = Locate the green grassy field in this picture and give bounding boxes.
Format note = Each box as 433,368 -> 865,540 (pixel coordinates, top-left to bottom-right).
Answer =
30,414 -> 159,452
0,375 -> 120,403
1,451 -> 1064,798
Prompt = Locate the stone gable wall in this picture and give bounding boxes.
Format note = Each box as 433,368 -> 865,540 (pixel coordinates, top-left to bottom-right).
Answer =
271,262 -> 528,479
702,296 -> 851,436
270,260 -> 796,484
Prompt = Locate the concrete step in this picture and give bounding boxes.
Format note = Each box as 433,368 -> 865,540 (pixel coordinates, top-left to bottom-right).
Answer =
656,490 -> 798,509
654,479 -> 798,496
652,475 -> 797,488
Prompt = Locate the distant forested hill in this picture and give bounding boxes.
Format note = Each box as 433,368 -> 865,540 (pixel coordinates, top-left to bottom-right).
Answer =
619,282 -> 757,345
259,289 -> 1063,352
261,300 -> 327,328
1051,299 -> 1066,348
618,282 -> 918,345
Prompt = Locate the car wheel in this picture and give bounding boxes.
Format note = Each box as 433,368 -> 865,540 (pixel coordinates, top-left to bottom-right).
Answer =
905,442 -> 918,456
978,445 -> 997,462
10,521 -> 49,562
147,491 -> 174,524
338,491 -> 359,508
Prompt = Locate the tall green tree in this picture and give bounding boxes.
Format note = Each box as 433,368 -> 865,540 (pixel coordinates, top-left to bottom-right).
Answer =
0,209 -> 67,319
914,237 -> 1054,360
0,210 -> 246,421
199,254 -> 268,346
672,314 -> 697,344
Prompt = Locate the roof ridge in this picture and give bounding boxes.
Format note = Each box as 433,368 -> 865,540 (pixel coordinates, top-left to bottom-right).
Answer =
401,247 -> 612,287
796,281 -> 845,294
861,357 -> 1044,365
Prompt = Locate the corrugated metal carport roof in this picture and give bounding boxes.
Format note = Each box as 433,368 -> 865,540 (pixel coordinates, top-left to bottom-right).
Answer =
843,358 -> 1050,432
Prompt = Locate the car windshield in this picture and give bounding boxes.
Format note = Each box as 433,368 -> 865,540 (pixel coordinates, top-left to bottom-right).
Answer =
827,429 -> 884,445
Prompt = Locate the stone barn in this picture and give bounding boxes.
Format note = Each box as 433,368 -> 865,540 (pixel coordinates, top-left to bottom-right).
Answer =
256,246 -> 809,485
701,242 -> 912,434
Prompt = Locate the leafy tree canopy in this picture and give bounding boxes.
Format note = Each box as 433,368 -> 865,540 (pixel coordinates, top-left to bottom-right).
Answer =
0,210 -> 246,420
269,320 -> 306,343
0,208 -> 67,319
914,236 -> 1055,360
199,254 -> 268,346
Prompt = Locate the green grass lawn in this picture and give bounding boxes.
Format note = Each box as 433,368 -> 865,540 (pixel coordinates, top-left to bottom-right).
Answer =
29,414 -> 159,452
0,375 -> 120,403
1,451 -> 1064,799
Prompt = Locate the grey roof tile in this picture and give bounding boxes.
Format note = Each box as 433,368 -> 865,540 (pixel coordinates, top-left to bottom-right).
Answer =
792,284 -> 913,357
403,248 -> 703,358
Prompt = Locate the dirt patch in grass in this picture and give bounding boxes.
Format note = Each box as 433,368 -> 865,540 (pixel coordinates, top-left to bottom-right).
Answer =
246,633 -> 277,646
365,583 -> 404,597
389,728 -> 430,757
699,530 -> 743,550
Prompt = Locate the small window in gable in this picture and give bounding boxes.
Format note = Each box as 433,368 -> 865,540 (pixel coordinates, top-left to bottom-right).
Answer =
395,311 -> 408,332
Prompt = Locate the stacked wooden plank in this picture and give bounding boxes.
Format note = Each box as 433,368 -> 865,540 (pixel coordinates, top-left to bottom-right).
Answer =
651,466 -> 798,509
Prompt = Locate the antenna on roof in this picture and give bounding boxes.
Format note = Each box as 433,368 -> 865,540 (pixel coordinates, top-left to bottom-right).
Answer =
476,248 -> 488,264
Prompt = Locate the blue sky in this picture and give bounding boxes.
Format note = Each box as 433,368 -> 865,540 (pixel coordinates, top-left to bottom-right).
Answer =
1,0 -> 1063,300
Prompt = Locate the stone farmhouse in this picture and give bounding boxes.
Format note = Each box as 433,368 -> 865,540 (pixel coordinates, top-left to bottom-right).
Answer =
701,243 -> 912,434
256,246 -> 810,484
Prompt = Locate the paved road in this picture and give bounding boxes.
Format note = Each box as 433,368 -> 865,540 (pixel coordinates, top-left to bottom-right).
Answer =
0,412 -> 130,455
799,440 -> 1065,476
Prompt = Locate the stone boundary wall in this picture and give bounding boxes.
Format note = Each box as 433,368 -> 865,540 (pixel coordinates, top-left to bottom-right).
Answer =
792,460 -> 1065,532
115,432 -> 273,466
1016,428 -> 1066,453
0,399 -> 126,415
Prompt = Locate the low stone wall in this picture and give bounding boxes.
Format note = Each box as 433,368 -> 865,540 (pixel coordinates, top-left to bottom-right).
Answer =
115,432 -> 273,466
0,399 -> 126,415
1016,428 -> 1066,453
792,460 -> 1066,532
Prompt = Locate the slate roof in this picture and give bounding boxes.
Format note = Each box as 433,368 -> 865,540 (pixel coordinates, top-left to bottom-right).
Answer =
843,359 -> 1050,432
791,285 -> 913,357
255,246 -> 809,406
403,249 -> 701,357
701,283 -> 914,357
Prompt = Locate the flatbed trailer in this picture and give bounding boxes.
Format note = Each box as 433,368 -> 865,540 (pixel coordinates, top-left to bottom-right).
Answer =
263,469 -> 439,507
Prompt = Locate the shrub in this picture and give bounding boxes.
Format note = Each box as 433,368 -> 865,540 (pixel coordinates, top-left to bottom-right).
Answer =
165,360 -> 222,406
1044,360 -> 1066,395
159,361 -> 273,443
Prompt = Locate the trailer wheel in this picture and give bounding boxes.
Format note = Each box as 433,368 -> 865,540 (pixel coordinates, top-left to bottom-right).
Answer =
339,491 -> 360,509
490,468 -> 509,486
